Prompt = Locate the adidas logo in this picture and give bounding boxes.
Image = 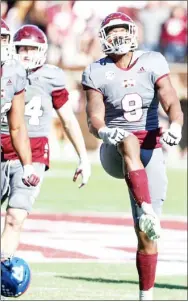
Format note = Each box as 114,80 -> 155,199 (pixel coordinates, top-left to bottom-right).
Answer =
137,67 -> 145,73
6,79 -> 12,85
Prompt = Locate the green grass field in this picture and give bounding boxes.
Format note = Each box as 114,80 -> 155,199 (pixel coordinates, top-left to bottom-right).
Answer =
15,263 -> 187,301
34,161 -> 187,215
2,161 -> 187,301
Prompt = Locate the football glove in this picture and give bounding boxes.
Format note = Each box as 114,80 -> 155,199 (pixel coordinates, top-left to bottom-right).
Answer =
162,122 -> 182,146
22,165 -> 40,187
98,126 -> 131,146
139,202 -> 161,241
73,157 -> 91,188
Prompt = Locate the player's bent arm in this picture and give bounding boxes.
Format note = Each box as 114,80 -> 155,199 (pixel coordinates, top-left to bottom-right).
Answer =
157,76 -> 183,126
85,88 -> 129,145
56,102 -> 88,161
7,91 -> 32,166
85,88 -> 106,139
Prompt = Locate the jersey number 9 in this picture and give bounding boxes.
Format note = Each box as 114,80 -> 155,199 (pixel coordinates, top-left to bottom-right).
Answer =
122,93 -> 143,122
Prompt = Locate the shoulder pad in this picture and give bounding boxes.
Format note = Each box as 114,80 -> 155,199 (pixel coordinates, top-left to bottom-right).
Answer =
4,59 -> 26,77
40,64 -> 66,90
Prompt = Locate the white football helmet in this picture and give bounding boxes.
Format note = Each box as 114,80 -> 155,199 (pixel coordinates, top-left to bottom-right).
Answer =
1,19 -> 13,63
13,25 -> 48,70
99,12 -> 138,55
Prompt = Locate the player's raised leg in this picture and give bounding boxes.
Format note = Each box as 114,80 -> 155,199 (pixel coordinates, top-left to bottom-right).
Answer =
118,135 -> 161,241
118,135 -> 151,205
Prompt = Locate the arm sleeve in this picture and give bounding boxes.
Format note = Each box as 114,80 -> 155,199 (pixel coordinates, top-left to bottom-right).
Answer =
82,65 -> 102,93
50,67 -> 69,109
52,88 -> 69,110
15,64 -> 26,95
151,52 -> 170,85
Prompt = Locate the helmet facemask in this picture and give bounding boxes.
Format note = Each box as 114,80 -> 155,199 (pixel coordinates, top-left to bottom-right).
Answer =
99,22 -> 138,55
1,34 -> 13,63
14,41 -> 48,70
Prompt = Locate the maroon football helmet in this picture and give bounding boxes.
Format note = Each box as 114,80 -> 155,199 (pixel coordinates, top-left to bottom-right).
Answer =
99,12 -> 138,55
13,25 -> 48,70
1,19 -> 12,62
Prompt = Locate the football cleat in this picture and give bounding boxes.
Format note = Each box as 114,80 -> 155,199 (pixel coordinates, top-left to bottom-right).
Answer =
1,257 -> 31,298
138,202 -> 161,241
139,213 -> 161,241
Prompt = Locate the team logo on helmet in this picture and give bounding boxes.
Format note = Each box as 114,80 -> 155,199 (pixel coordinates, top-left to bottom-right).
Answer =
1,257 -> 31,298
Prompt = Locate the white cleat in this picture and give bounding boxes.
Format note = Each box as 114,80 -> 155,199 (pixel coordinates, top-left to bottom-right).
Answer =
138,202 -> 161,241
139,214 -> 161,240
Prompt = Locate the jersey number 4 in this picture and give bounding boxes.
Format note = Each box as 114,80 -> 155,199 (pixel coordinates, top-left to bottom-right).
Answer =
25,96 -> 43,125
1,96 -> 43,125
122,93 -> 143,122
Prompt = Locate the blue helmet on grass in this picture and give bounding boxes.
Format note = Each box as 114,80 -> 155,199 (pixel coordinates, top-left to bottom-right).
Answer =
1,257 -> 31,298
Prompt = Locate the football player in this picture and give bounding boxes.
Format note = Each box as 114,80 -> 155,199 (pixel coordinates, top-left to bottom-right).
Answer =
1,20 -> 40,189
1,25 -> 91,265
82,12 -> 183,300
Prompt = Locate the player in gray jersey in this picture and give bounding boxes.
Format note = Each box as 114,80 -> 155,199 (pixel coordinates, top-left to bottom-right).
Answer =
82,12 -> 183,301
1,21 -> 40,296
1,19 -> 40,189
1,24 -> 90,280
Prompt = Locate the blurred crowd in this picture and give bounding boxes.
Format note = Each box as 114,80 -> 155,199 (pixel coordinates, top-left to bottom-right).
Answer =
1,0 -> 187,159
1,0 -> 187,67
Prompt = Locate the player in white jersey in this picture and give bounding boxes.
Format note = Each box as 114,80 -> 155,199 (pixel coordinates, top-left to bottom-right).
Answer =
82,13 -> 183,300
1,25 -> 91,271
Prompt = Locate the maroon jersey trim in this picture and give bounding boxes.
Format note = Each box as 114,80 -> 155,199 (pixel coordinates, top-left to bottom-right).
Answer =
82,84 -> 103,95
155,73 -> 169,85
114,58 -> 139,71
14,88 -> 25,95
52,88 -> 69,110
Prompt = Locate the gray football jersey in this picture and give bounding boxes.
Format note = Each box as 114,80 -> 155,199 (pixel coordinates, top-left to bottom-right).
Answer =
82,51 -> 170,131
1,64 -> 67,137
1,59 -> 26,118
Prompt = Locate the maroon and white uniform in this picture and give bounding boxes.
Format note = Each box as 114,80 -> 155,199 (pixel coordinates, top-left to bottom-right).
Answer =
1,64 -> 68,212
82,50 -> 168,221
1,64 -> 68,169
82,50 -> 170,149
